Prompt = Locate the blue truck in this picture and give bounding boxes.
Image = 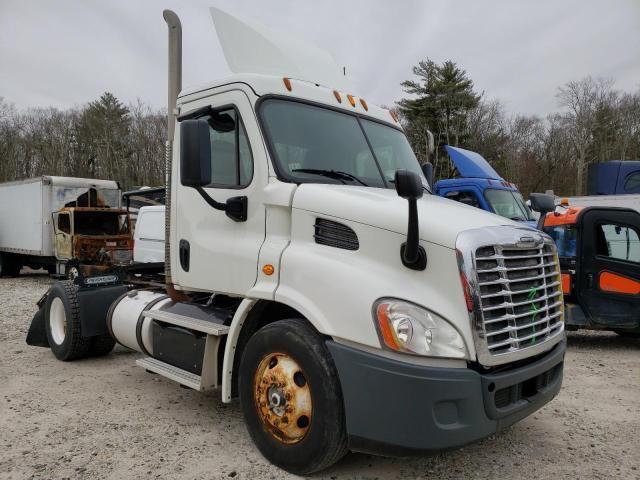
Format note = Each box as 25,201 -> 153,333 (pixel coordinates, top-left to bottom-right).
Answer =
587,160 -> 640,195
431,146 -> 537,228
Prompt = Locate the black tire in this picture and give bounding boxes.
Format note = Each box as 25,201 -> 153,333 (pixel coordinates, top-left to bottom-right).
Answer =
239,319 -> 348,475
65,262 -> 80,281
88,334 -> 116,357
614,329 -> 640,338
0,254 -> 21,277
44,281 -> 90,361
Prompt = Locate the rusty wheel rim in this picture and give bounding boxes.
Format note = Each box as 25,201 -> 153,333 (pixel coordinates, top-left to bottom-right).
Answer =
253,352 -> 312,444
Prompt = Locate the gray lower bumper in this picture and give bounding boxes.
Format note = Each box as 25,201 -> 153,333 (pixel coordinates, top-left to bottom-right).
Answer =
327,340 -> 565,455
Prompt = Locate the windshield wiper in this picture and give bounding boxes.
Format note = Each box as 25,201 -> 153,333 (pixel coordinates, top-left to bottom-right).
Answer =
292,169 -> 368,187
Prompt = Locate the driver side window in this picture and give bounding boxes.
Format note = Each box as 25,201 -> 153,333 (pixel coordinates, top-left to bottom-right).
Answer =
205,108 -> 253,188
596,223 -> 640,263
444,190 -> 481,209
58,214 -> 71,234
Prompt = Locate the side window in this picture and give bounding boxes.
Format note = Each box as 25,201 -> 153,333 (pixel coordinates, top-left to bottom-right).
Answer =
58,214 -> 71,234
596,223 -> 640,263
624,172 -> 640,192
444,190 -> 481,209
206,108 -> 253,188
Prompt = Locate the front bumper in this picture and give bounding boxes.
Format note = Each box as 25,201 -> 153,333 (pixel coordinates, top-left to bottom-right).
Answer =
327,339 -> 565,455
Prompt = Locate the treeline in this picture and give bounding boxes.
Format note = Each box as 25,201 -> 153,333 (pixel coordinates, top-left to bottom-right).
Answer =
2,64 -> 639,196
398,60 -> 640,196
0,92 -> 166,190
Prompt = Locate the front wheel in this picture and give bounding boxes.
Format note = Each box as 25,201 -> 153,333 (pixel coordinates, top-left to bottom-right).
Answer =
239,319 -> 348,475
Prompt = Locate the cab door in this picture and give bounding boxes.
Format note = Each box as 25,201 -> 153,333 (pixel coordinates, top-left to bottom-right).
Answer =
577,207 -> 640,327
173,89 -> 267,295
53,212 -> 73,260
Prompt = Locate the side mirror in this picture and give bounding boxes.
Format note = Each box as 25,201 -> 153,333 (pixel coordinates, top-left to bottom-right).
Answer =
529,193 -> 556,230
180,119 -> 212,187
395,169 -> 424,200
421,162 -> 433,188
395,170 -> 426,271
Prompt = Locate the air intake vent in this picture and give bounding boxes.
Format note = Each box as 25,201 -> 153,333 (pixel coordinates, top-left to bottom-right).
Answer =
314,218 -> 359,251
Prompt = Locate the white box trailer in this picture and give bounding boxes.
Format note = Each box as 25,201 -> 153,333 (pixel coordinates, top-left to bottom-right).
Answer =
0,176 -> 121,275
565,194 -> 640,213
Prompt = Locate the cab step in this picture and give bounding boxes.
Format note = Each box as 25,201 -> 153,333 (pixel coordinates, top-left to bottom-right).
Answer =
136,356 -> 203,391
143,309 -> 230,336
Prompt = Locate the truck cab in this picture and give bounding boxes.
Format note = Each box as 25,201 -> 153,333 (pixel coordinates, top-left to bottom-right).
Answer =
434,146 -> 537,228
587,160 -> 640,195
28,8 -> 567,475
53,207 -> 133,278
543,206 -> 640,335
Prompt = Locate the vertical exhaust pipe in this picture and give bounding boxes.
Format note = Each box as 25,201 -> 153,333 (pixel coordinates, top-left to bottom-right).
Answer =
163,10 -> 189,302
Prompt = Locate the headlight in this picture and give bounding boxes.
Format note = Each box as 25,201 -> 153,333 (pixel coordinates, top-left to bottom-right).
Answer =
374,299 -> 468,359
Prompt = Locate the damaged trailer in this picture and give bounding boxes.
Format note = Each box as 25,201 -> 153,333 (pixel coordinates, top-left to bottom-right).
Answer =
0,176 -> 133,277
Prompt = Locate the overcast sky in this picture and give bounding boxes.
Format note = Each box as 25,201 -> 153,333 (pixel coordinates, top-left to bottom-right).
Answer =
1,0 -> 638,116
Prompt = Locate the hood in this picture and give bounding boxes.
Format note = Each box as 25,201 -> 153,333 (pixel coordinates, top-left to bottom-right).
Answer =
293,184 -> 521,248
445,146 -> 502,180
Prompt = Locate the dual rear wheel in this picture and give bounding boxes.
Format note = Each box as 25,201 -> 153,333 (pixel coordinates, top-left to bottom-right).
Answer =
44,281 -> 115,360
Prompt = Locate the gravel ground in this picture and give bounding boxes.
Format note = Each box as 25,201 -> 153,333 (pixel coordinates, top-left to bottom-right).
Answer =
1,271 -> 639,480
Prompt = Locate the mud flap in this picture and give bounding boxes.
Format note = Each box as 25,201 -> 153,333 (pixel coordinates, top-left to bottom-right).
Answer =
26,301 -> 49,348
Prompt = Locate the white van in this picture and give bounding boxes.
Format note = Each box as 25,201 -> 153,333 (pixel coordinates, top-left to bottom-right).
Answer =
133,205 -> 165,263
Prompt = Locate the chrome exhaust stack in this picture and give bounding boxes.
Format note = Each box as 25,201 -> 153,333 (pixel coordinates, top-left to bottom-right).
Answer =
162,10 -> 188,301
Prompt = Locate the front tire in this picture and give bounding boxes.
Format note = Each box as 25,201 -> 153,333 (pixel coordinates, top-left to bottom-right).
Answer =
239,319 -> 348,475
44,281 -> 90,361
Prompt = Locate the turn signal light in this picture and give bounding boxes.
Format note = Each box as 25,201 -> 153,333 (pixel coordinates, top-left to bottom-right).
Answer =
262,264 -> 275,276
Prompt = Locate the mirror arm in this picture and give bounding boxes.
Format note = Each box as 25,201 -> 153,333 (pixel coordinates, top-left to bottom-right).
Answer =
194,186 -> 248,222
401,198 -> 427,271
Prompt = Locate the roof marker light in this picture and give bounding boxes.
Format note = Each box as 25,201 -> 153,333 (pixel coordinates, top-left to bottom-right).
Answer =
283,77 -> 292,91
333,90 -> 342,103
389,110 -> 399,123
347,94 -> 356,107
360,98 -> 368,111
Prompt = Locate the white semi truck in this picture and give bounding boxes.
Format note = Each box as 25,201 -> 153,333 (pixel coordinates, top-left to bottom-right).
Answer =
26,8 -> 566,474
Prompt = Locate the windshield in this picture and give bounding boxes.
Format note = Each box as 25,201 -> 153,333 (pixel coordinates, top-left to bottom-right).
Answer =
74,212 -> 129,236
485,189 -> 534,221
259,99 -> 426,188
544,224 -> 577,258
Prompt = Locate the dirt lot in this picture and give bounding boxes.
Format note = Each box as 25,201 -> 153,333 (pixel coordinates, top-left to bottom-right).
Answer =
1,271 -> 639,480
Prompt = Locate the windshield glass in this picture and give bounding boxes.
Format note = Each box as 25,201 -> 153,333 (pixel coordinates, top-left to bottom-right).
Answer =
485,189 -> 534,221
259,99 -> 426,188
544,224 -> 577,257
74,212 -> 129,236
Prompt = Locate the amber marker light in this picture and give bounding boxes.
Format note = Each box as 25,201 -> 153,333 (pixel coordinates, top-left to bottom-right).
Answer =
347,94 -> 356,107
376,303 -> 402,351
262,264 -> 275,276
283,77 -> 292,91
359,98 -> 368,111
389,110 -> 399,123
333,90 -> 342,103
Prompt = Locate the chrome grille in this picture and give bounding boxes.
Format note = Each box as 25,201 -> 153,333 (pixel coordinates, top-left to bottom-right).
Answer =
475,243 -> 564,356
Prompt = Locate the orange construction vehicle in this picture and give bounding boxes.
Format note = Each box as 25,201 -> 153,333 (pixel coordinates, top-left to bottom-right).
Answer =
542,205 -> 640,336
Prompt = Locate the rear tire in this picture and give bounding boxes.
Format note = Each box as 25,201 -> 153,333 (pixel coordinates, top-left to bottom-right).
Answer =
0,254 -> 21,277
239,319 -> 348,475
88,334 -> 116,357
44,281 -> 90,361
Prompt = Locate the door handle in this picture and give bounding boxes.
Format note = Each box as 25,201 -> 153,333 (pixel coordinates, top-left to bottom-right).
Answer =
179,239 -> 190,272
587,273 -> 594,287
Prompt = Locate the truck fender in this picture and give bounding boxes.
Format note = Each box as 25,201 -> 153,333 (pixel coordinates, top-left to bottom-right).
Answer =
221,298 -> 258,403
